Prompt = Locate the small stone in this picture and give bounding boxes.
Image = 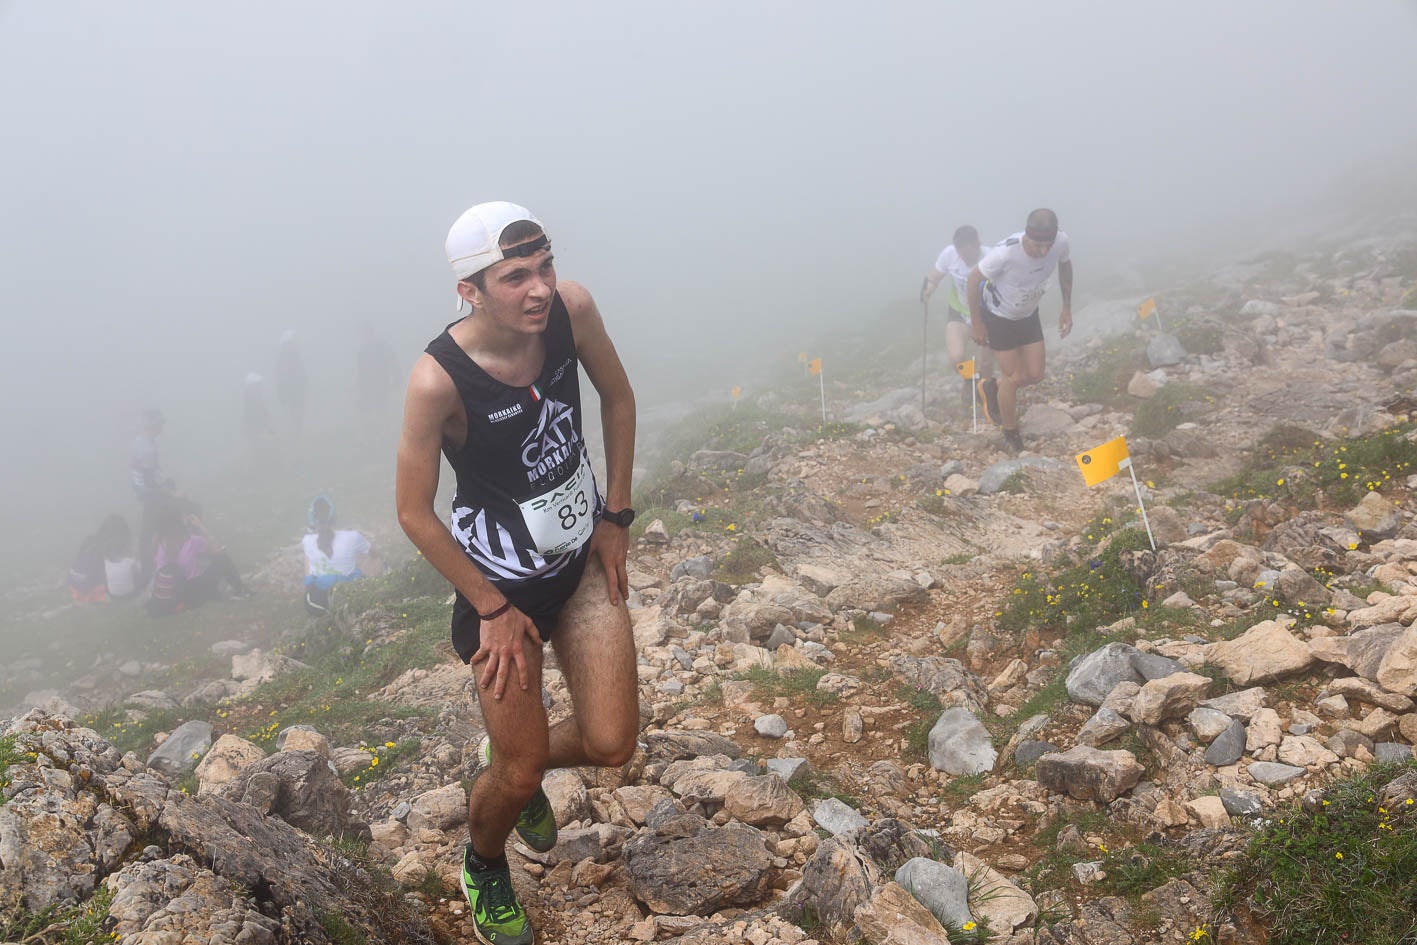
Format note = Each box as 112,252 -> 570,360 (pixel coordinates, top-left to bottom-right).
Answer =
754,715 -> 789,739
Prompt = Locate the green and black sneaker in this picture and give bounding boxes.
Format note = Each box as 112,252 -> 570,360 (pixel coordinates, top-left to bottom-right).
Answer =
476,735 -> 558,853
461,847 -> 534,945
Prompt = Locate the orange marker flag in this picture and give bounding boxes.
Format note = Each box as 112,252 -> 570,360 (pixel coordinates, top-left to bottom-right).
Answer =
955,358 -> 976,380
797,352 -> 808,363
730,386 -> 742,402
1076,435 -> 1131,487
807,358 -> 823,377
1137,297 -> 1157,321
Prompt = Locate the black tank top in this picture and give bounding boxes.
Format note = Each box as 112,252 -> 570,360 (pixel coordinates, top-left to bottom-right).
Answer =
425,294 -> 603,582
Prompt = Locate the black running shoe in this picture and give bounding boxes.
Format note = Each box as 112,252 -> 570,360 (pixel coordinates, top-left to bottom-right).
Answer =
1002,428 -> 1025,455
978,377 -> 1002,426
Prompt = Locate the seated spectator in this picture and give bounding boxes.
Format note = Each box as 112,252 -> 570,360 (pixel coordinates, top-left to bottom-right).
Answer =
99,516 -> 143,600
146,507 -> 249,617
302,496 -> 373,614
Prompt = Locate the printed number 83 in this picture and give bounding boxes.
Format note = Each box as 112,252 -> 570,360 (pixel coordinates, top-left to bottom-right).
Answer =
558,490 -> 589,529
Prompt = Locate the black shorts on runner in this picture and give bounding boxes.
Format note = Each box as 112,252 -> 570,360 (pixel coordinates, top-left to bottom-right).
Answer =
450,545 -> 591,663
982,307 -> 1044,352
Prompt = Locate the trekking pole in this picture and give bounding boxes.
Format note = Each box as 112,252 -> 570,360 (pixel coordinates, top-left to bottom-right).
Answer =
920,294 -> 929,416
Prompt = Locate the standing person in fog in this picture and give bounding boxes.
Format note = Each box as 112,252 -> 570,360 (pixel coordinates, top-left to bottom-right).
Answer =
967,208 -> 1074,453
921,224 -> 996,415
396,201 -> 638,945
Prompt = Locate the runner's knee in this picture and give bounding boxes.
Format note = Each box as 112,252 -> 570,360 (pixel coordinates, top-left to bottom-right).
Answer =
581,729 -> 636,767
494,755 -> 549,799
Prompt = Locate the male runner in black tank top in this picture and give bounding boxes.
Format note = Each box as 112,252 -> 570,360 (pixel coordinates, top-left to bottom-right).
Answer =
396,201 -> 637,945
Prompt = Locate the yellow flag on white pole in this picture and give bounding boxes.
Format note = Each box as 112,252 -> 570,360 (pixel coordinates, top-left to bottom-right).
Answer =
1076,435 -> 1131,488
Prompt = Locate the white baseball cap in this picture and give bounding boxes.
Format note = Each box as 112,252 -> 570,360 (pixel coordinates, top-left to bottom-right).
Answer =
445,201 -> 546,280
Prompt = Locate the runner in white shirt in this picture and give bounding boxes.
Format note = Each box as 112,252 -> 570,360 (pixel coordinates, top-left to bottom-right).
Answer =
966,208 -> 1074,453
920,225 -> 996,415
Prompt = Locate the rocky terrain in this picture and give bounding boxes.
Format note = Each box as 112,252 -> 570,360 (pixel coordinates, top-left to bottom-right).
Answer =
6,235 -> 1417,944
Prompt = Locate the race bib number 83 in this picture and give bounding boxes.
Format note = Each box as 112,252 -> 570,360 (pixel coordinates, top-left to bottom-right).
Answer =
517,453 -> 597,556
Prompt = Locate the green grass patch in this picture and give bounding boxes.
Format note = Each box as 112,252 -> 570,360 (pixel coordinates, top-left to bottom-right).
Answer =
713,537 -> 780,585
1098,840 -> 1194,898
79,706 -> 188,758
841,614 -> 888,644
1022,809 -> 1111,893
0,735 -> 20,802
1131,381 -> 1211,438
319,909 -> 370,945
740,666 -> 836,708
1211,422 -> 1417,509
997,470 -> 1029,495
1068,335 -> 1146,408
995,526 -> 1154,638
1171,318 -> 1225,356
1,884 -> 114,945
1220,762 -> 1417,945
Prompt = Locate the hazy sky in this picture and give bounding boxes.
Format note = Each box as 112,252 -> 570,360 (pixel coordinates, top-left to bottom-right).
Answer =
2,1 -> 1416,583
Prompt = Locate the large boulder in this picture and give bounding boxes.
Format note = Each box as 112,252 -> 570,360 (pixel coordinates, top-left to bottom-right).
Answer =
1036,747 -> 1144,803
1347,492 -> 1402,541
1146,333 -> 1187,368
723,775 -> 803,827
854,881 -> 952,945
1205,619 -> 1314,684
1376,627 -> 1417,696
894,858 -> 972,929
1065,643 -> 1182,706
217,750 -> 363,839
782,836 -> 881,930
406,782 -> 467,834
1128,672 -> 1211,725
193,734 -> 265,796
623,821 -> 772,915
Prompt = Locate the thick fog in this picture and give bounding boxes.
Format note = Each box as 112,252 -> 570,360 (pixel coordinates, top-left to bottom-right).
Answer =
3,1 -> 1417,593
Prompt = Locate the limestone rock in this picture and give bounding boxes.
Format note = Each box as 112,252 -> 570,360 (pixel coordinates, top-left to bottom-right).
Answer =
624,822 -> 772,915
406,782 -> 467,834
783,836 -> 880,929
146,721 -> 213,779
926,708 -> 997,775
193,734 -> 265,796
1128,672 -> 1211,725
1247,761 -> 1306,786
1205,719 -> 1247,767
953,850 -> 1038,931
854,881 -> 952,945
1036,746 -> 1144,803
1205,619 -> 1314,684
1146,333 -> 1187,368
1347,491 -> 1402,540
543,769 -> 592,825
1077,708 -> 1131,747
723,775 -> 803,827
813,797 -> 869,836
1376,627 -> 1417,696
218,750 -> 361,839
893,858 -> 972,930
1184,796 -> 1230,829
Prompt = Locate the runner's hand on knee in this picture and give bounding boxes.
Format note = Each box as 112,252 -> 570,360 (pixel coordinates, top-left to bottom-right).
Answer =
471,608 -> 541,700
970,320 -> 988,347
589,521 -> 630,607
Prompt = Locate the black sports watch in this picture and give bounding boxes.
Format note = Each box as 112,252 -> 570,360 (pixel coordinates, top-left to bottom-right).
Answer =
603,507 -> 636,528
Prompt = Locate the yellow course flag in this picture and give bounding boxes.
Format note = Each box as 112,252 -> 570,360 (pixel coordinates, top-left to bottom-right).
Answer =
730,386 -> 742,401
807,358 -> 823,377
955,358 -> 976,380
797,352 -> 808,363
1076,435 -> 1131,487
1137,297 -> 1157,321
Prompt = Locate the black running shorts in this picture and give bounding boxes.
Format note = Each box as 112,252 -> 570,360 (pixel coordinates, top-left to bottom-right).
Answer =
450,545 -> 591,663
982,307 -> 1044,352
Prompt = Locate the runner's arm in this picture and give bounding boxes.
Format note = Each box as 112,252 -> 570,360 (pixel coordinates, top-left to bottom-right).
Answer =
562,281 -> 636,604
1058,260 -> 1074,338
922,268 -> 946,302
396,355 -> 543,696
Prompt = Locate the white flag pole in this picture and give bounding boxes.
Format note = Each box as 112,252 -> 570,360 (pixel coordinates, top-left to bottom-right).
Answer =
1119,457 -> 1157,551
1155,309 -> 1165,333
818,370 -> 827,425
971,376 -> 978,433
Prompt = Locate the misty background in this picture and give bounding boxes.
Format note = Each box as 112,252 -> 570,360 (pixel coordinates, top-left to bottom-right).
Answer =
3,1 -> 1417,599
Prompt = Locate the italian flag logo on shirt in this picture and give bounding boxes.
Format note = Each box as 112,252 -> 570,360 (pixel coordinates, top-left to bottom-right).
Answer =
528,383 -> 543,403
